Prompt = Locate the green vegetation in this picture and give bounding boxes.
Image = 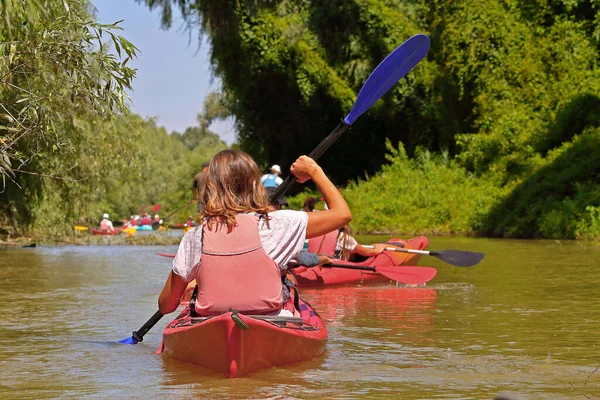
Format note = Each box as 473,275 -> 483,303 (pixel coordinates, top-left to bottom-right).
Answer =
142,0 -> 600,240
2,0 -> 598,240
0,0 -> 226,237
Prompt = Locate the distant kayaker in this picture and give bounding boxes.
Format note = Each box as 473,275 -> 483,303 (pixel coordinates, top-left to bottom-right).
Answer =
140,214 -> 151,226
185,216 -> 196,227
158,149 -> 351,318
99,213 -> 114,232
260,164 -> 283,188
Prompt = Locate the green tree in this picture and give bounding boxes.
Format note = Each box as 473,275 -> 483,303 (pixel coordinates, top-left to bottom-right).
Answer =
0,0 -> 138,231
135,0 -> 600,239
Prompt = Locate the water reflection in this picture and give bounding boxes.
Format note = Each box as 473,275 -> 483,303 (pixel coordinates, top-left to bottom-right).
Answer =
303,285 -> 437,339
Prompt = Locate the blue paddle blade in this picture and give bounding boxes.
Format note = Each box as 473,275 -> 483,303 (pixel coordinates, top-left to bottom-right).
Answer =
344,34 -> 430,125
119,336 -> 139,345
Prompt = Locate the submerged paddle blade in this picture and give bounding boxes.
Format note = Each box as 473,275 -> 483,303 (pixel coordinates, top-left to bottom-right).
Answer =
376,266 -> 437,285
119,336 -> 139,345
344,34 -> 430,125
119,311 -> 163,345
432,250 -> 484,267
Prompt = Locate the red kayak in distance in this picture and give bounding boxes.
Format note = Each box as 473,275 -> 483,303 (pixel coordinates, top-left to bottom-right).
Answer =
156,300 -> 327,378
292,236 -> 429,288
91,228 -> 122,235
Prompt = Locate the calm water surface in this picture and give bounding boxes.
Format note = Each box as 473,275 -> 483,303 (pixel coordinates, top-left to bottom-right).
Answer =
0,237 -> 599,399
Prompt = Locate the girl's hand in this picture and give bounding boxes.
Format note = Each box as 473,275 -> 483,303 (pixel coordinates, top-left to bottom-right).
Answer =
371,244 -> 387,254
291,156 -> 320,184
318,255 -> 333,266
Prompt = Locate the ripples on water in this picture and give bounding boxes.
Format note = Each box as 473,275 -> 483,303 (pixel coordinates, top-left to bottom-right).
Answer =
0,238 -> 598,399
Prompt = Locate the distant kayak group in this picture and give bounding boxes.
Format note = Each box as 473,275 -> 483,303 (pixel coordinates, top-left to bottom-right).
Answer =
76,212 -> 163,235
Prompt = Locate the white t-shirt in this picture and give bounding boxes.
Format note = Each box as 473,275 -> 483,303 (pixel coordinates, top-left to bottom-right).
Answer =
172,210 -> 308,283
335,231 -> 358,255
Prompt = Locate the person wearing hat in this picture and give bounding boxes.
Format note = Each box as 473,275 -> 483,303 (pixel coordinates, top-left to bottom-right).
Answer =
261,164 -> 283,188
99,213 -> 114,232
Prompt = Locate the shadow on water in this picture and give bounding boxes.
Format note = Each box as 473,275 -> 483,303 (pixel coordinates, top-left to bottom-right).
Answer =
482,93 -> 600,239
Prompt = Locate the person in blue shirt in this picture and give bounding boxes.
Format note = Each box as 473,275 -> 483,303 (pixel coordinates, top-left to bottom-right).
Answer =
261,164 -> 283,188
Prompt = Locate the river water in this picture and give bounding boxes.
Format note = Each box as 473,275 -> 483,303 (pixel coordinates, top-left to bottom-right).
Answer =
0,236 -> 598,399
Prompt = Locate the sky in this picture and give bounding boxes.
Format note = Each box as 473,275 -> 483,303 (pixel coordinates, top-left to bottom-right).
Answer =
93,0 -> 236,144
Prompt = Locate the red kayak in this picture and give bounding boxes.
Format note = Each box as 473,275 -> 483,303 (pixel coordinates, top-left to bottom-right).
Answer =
157,300 -> 327,378
291,236 -> 429,287
168,223 -> 185,229
91,228 -> 121,235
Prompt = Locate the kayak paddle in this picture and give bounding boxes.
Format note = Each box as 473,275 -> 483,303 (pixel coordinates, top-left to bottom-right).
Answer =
119,310 -> 163,344
364,245 -> 484,267
268,33 -> 430,202
121,33 -> 430,344
323,263 -> 437,285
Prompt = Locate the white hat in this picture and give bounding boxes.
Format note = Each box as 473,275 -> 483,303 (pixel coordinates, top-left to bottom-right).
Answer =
271,164 -> 281,174
103,213 -> 109,219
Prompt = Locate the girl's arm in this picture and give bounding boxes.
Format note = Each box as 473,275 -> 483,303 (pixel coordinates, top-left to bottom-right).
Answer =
291,156 -> 352,238
158,271 -> 188,314
351,243 -> 387,257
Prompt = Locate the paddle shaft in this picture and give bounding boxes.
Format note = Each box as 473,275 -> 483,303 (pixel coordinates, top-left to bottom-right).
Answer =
323,262 -> 376,272
131,310 -> 164,343
364,245 -> 431,256
268,121 -> 350,202
152,200 -> 194,229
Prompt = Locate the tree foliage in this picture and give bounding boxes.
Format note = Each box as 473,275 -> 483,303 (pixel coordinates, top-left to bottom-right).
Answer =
0,0 -> 227,235
0,0 -> 137,186
140,0 -> 600,239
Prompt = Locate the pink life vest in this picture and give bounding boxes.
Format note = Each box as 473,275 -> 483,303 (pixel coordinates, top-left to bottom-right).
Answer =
194,214 -> 283,316
307,229 -> 338,256
100,219 -> 110,231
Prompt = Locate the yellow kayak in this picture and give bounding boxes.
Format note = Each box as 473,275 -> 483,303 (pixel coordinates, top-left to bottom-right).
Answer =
74,226 -> 88,231
183,226 -> 193,234
123,227 -> 137,236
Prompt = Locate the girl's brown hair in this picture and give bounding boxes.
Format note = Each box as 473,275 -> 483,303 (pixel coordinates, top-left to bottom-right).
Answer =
198,150 -> 274,230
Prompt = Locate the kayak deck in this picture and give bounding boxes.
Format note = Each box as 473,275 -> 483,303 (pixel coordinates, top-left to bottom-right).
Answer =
157,300 -> 327,378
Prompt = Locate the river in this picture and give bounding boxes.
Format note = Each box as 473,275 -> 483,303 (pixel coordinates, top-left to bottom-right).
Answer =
0,236 -> 598,399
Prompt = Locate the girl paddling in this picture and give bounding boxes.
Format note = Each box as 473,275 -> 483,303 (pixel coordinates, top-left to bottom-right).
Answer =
158,149 -> 351,317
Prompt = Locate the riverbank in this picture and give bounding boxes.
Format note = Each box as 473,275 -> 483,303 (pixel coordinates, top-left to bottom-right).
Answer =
0,231 -> 182,247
